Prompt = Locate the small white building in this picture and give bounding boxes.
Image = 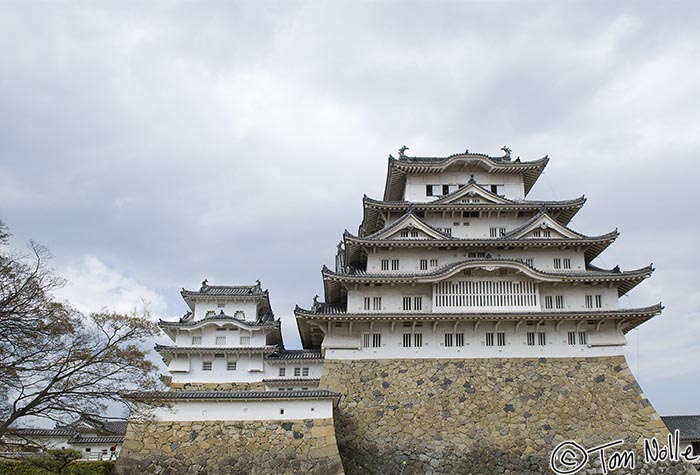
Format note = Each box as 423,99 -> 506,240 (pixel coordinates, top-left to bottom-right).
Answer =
662,415 -> 700,466
151,281 -> 336,421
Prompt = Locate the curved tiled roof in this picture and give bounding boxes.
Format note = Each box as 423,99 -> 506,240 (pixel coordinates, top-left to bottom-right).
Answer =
128,389 -> 340,400
322,259 -> 652,298
662,415 -> 700,441
70,435 -> 124,444
265,349 -> 324,360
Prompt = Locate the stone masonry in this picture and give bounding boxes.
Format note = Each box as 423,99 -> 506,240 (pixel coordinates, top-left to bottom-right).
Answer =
114,418 -> 344,475
321,356 -> 695,475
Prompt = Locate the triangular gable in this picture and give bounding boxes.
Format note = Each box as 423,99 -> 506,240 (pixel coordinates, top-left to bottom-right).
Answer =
370,213 -> 450,240
433,182 -> 511,205
504,213 -> 586,240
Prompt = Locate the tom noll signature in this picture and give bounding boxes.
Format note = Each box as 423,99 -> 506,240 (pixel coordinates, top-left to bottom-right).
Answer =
549,430 -> 698,474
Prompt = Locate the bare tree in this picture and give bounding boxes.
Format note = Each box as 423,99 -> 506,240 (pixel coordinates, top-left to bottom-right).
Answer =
0,221 -> 163,437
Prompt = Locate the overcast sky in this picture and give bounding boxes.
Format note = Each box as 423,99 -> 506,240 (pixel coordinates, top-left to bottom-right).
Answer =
1,1 -> 699,415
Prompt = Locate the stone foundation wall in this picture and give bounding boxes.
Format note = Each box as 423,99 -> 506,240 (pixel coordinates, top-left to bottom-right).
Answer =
321,356 -> 694,475
114,418 -> 344,475
168,381 -> 265,391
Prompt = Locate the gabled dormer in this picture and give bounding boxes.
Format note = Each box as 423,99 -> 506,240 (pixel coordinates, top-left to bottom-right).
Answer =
504,212 -> 598,240
432,180 -> 512,205
365,211 -> 451,241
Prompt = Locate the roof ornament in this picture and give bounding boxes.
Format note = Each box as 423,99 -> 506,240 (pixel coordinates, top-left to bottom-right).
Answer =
613,265 -> 621,273
255,279 -> 261,288
468,174 -> 476,184
337,241 -> 344,253
200,279 -> 209,291
501,146 -> 512,160
312,295 -> 320,311
485,253 -> 492,259
515,157 -> 521,163
398,145 -> 409,158
406,202 -> 415,215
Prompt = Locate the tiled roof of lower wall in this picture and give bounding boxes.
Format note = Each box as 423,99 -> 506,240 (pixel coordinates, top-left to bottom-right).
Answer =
662,415 -> 700,441
129,389 -> 340,400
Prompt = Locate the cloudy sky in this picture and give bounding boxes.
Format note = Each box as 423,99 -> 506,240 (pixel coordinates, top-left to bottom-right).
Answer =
1,1 -> 699,415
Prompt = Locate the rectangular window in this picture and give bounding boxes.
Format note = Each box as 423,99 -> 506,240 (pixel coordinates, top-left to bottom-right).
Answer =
568,331 -> 576,345
490,227 -> 498,238
391,259 -> 399,271
294,367 -> 301,377
578,332 -> 587,345
468,252 -> 485,258
302,367 -> 309,377
227,361 -> 237,371
533,230 -> 541,238
430,259 -> 438,267
543,230 -> 551,238
240,336 -> 250,345
381,259 -> 389,271
403,297 -> 412,311
191,335 -> 202,345
373,333 -> 382,347
485,332 -> 494,347
364,297 -> 371,311
595,295 -> 603,308
555,295 -> 564,309
525,258 -> 533,267
544,296 -> 553,309
463,211 -> 480,218
373,297 -> 382,311
413,297 -> 422,311
538,332 -> 546,346
553,258 -> 562,269
456,333 -> 464,347
413,333 -> 423,347
442,184 -> 450,195
585,295 -> 593,309
279,368 -> 286,377
411,231 -> 419,238
400,230 -> 409,238
490,184 -> 498,194
217,301 -> 226,308
202,361 -> 212,371
497,332 -> 506,347
444,333 -> 453,347
426,185 -> 433,196
563,258 -> 571,269
527,332 -> 536,346
420,259 -> 428,270
403,333 -> 412,347
499,227 -> 506,237
363,333 -> 370,347
215,336 -> 226,345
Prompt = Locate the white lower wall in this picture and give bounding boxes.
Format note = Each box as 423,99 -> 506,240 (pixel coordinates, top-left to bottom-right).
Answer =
154,399 -> 334,421
322,320 -> 626,360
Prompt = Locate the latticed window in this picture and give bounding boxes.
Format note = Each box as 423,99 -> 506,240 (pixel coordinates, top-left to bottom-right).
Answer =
563,258 -> 571,269
455,333 -> 464,347
240,335 -> 250,345
444,333 -> 453,347
391,259 -> 399,271
568,331 -> 576,345
227,361 -> 237,371
372,297 -> 382,311
381,259 -> 389,271
413,333 -> 422,347
191,335 -> 202,345
420,259 -> 428,270
555,296 -> 564,309
497,332 -> 506,347
364,297 -> 371,311
435,280 -> 538,309
553,258 -> 562,269
485,333 -> 494,347
538,332 -> 546,346
202,361 -> 212,371
544,296 -> 553,309
578,332 -> 587,345
526,332 -> 536,346
215,336 -> 226,345
403,333 -> 412,348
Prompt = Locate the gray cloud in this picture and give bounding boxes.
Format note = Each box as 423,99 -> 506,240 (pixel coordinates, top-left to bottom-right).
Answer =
1,0 -> 699,414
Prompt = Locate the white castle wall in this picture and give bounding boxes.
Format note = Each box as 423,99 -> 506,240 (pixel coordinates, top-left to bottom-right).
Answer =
153,398 -> 334,422
365,247 -> 588,273
403,171 -> 525,201
192,299 -> 259,322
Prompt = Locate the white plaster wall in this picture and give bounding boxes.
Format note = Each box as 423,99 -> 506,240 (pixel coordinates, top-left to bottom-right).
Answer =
193,299 -> 259,322
153,398 -> 334,421
365,248 -> 587,273
345,280 -> 620,315
383,212 -> 532,240
173,323 -> 269,347
169,354 -> 324,385
404,171 -> 525,202
322,320 -> 626,359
